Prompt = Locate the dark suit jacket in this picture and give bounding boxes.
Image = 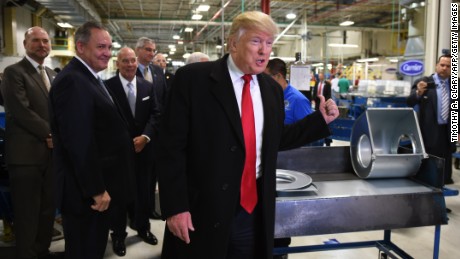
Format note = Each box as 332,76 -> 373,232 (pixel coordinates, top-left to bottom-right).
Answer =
312,80 -> 332,109
0,58 -> 56,165
136,64 -> 168,111
49,57 -> 134,214
156,54 -> 330,259
407,74 -> 456,155
165,70 -> 175,89
105,74 -> 161,160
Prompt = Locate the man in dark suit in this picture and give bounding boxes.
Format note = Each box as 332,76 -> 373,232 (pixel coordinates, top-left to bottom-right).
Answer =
134,37 -> 168,220
105,47 -> 161,256
154,52 -> 175,89
156,11 -> 339,259
312,72 -> 333,146
49,21 -> 134,259
312,72 -> 332,106
0,26 -> 57,259
407,54 -> 455,185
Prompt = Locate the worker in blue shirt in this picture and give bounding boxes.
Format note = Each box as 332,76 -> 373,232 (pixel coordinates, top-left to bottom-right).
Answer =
265,58 -> 313,124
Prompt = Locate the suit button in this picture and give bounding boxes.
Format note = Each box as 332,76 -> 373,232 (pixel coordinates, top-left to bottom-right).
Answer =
214,222 -> 220,228
222,184 -> 228,190
230,146 -> 237,152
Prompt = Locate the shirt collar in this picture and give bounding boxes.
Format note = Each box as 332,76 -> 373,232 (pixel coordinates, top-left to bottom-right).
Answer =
75,55 -> 99,79
118,74 -> 136,88
25,55 -> 41,70
227,55 -> 256,85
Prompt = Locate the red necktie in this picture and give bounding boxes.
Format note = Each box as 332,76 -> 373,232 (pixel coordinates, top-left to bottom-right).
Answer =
317,81 -> 323,96
240,74 -> 257,214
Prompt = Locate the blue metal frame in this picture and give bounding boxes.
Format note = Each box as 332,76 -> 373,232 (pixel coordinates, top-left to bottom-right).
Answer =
273,228 -> 442,258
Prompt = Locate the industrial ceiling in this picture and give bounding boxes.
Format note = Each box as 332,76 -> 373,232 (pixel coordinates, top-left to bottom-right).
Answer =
5,0 -> 432,61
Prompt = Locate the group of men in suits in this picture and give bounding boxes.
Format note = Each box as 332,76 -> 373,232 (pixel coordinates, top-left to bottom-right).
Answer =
1,22 -> 170,259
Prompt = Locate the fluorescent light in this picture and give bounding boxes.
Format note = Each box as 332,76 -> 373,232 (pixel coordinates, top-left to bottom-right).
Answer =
183,53 -> 191,59
168,45 -> 176,49
177,41 -> 184,45
216,45 -> 222,49
197,4 -> 210,12
57,22 -> 73,28
172,61 -> 185,66
389,59 -> 399,63
172,35 -> 180,40
169,51 -> 175,55
339,20 -> 354,26
286,13 -> 296,20
184,27 -> 194,32
192,14 -> 203,20
112,42 -> 121,48
328,43 -> 359,48
311,63 -> 324,67
357,58 -> 379,62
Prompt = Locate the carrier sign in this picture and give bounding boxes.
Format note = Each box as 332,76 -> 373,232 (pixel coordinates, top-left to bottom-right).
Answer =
400,60 -> 424,76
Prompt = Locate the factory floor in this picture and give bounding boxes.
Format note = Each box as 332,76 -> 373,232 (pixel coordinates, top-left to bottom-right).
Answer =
1,141 -> 460,258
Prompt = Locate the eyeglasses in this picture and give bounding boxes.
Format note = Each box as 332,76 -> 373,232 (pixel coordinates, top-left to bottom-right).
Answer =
144,47 -> 157,54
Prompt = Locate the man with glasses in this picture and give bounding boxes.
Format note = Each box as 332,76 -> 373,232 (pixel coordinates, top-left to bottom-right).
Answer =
134,37 -> 167,220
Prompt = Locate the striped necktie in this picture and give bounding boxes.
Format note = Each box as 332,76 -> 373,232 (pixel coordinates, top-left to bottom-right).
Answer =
440,80 -> 449,121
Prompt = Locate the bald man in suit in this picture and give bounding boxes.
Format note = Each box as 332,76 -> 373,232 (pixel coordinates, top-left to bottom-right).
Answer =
1,26 -> 57,259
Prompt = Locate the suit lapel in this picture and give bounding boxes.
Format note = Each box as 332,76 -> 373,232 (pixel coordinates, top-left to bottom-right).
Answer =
209,57 -> 245,146
21,58 -> 49,97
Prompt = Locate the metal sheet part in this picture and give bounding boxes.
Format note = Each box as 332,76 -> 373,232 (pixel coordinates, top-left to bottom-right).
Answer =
276,169 -> 313,191
350,108 -> 427,178
275,146 -> 447,238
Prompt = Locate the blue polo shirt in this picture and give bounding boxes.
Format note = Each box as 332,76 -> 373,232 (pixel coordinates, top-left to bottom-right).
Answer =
284,84 -> 313,125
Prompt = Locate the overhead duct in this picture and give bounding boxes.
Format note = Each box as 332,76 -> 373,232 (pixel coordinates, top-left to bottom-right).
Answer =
35,0 -> 101,26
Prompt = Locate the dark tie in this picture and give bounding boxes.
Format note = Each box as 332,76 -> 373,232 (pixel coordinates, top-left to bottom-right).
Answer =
240,74 -> 257,214
97,77 -> 113,103
317,81 -> 323,96
127,82 -> 136,116
440,80 -> 449,121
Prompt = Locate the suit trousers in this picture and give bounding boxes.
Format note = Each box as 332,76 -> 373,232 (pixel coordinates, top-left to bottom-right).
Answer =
8,162 -> 54,259
62,209 -> 110,259
113,155 -> 152,235
226,179 -> 263,259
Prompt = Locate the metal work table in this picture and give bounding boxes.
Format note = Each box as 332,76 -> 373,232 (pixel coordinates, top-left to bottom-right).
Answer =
274,146 -> 447,259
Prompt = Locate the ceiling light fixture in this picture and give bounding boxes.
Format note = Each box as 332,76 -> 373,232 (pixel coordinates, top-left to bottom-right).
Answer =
286,13 -> 296,20
57,22 -> 73,28
357,57 -> 379,62
184,27 -> 194,32
339,20 -> 354,26
192,14 -> 203,20
172,35 -> 180,40
328,43 -> 359,48
197,4 -> 210,12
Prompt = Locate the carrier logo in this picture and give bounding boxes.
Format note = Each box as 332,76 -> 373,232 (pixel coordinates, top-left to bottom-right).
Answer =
400,60 -> 424,76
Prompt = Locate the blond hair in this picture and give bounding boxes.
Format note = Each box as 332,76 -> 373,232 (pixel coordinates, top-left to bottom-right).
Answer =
228,11 -> 278,45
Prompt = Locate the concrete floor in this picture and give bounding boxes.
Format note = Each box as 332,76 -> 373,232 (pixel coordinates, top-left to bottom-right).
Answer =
2,143 -> 460,258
